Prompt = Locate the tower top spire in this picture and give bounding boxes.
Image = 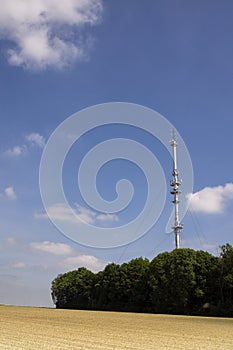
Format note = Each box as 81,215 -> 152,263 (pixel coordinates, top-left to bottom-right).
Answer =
171,128 -> 177,143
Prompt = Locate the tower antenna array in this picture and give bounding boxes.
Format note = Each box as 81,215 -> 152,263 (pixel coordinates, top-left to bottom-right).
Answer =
170,129 -> 183,249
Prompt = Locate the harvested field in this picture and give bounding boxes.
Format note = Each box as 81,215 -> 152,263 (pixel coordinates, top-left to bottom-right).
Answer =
0,305 -> 233,349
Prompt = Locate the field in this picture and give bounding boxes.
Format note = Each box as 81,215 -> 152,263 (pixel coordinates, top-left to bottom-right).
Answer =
0,305 -> 233,350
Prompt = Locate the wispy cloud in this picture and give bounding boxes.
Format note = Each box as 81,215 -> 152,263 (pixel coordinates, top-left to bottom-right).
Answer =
35,203 -> 119,225
4,237 -> 17,246
187,183 -> 233,214
34,203 -> 93,224
30,241 -> 74,256
1,186 -> 17,200
0,0 -> 103,70
96,213 -> 119,222
12,262 -> 26,269
4,132 -> 45,157
25,133 -> 45,149
29,240 -> 107,272
4,145 -> 27,157
62,254 -> 107,272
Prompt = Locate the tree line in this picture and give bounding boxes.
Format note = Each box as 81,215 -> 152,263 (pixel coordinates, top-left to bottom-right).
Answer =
51,244 -> 233,316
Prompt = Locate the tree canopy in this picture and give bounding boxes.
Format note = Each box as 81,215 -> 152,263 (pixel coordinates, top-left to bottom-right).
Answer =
51,245 -> 233,316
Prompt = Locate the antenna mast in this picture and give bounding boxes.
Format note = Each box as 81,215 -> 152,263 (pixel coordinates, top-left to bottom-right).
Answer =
170,129 -> 183,249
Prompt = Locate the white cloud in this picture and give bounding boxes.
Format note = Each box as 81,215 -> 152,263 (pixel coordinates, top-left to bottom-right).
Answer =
34,203 -> 95,224
4,132 -> 45,157
96,213 -> 118,222
12,262 -> 26,269
25,133 -> 45,148
0,0 -> 103,70
187,183 -> 233,214
35,203 -> 119,225
74,204 -> 97,224
62,254 -> 107,272
30,241 -> 74,256
5,145 -> 27,157
4,237 -> 16,245
4,186 -> 17,200
29,240 -> 107,272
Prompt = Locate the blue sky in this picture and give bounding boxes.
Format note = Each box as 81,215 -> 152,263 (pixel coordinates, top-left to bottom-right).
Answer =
0,0 -> 233,306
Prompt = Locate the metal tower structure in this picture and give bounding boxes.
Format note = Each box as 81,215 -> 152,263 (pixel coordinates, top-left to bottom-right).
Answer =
170,130 -> 183,249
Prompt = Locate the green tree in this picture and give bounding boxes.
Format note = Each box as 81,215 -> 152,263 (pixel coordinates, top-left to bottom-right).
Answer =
149,249 -> 199,314
51,245 -> 232,316
116,257 -> 150,311
148,248 -> 220,315
93,258 -> 150,311
219,243 -> 233,314
51,267 -> 95,309
93,263 -> 121,310
191,250 -> 219,312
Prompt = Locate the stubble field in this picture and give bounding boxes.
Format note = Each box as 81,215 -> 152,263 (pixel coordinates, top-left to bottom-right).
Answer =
0,305 -> 233,349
